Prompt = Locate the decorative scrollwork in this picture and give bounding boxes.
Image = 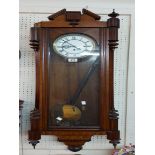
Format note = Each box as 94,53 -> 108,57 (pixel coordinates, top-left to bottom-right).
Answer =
109,41 -> 119,50
30,40 -> 39,51
109,108 -> 119,119
30,109 -> 40,120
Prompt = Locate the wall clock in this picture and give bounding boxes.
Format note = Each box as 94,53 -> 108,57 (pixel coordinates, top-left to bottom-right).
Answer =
29,8 -> 120,152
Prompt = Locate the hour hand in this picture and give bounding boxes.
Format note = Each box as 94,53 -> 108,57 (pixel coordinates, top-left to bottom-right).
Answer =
57,45 -> 71,49
62,45 -> 71,49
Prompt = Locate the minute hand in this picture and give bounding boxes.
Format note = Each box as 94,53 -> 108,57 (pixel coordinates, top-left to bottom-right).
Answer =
65,41 -> 81,50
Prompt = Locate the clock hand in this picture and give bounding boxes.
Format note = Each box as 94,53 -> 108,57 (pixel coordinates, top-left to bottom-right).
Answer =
65,41 -> 81,50
58,45 -> 74,49
62,45 -> 71,49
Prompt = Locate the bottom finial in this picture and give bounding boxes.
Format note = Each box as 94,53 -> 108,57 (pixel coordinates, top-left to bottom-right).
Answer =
29,140 -> 40,149
110,139 -> 120,149
68,146 -> 82,152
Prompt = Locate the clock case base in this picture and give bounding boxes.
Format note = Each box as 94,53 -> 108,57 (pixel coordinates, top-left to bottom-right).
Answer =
28,9 -> 120,151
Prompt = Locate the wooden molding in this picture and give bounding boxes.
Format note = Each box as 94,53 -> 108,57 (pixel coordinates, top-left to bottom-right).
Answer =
48,9 -> 66,20
82,9 -> 101,20
34,9 -> 106,27
107,9 -> 120,147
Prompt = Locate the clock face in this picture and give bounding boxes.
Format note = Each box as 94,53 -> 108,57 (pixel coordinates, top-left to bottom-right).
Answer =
53,33 -> 97,59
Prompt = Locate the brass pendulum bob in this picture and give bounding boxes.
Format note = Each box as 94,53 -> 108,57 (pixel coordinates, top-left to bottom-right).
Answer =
62,104 -> 81,121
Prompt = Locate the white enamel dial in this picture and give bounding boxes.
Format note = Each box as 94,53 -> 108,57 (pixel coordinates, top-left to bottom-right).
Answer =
53,33 -> 97,59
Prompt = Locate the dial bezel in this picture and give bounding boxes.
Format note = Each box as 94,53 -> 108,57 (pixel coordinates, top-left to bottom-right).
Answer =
52,33 -> 98,59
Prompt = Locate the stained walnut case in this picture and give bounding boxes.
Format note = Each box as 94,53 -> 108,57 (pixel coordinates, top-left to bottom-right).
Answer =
28,9 -> 120,152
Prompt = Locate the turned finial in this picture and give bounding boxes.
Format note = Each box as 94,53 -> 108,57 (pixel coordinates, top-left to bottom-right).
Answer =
108,9 -> 119,18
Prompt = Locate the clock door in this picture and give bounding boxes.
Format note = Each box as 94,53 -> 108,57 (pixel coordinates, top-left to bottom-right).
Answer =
46,28 -> 102,129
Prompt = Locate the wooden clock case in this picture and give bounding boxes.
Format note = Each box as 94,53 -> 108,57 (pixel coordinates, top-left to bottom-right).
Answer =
28,9 -> 120,152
